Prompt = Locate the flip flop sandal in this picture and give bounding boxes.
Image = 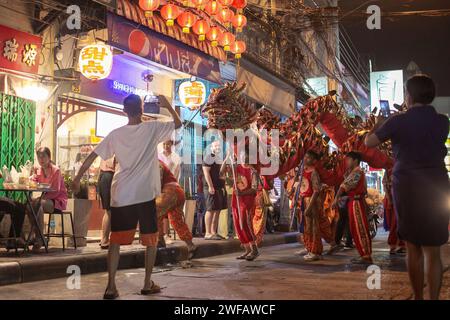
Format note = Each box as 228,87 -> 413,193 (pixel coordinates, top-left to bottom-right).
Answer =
141,281 -> 161,295
103,289 -> 119,300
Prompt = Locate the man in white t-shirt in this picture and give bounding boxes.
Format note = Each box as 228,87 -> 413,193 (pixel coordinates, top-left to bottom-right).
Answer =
72,94 -> 182,299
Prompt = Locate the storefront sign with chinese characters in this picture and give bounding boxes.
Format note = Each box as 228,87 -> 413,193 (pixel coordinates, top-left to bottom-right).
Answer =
107,13 -> 221,84
174,78 -> 219,125
0,24 -> 42,74
178,80 -> 207,110
79,44 -> 114,81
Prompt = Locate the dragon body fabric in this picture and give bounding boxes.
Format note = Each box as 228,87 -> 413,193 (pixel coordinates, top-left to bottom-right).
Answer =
204,82 -> 394,186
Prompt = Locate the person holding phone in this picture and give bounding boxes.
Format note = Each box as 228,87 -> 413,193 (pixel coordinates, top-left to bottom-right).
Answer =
365,75 -> 449,300
72,94 -> 182,299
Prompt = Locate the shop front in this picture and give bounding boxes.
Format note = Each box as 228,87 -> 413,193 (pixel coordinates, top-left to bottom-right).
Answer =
0,24 -> 45,194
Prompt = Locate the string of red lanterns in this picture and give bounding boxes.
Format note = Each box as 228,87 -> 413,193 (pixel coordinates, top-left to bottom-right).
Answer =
138,0 -> 247,59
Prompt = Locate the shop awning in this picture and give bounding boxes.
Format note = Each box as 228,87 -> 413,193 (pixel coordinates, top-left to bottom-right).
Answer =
237,60 -> 296,116
116,0 -> 226,62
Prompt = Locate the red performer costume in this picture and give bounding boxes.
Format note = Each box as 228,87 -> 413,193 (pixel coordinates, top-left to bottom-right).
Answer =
383,170 -> 405,253
156,161 -> 194,249
253,176 -> 273,245
339,166 -> 372,261
232,165 -> 257,245
301,167 -> 334,259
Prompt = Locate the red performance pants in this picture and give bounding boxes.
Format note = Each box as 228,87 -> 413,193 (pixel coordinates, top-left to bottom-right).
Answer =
384,197 -> 405,248
303,197 -> 334,255
232,194 -> 256,245
156,183 -> 193,242
348,198 -> 372,257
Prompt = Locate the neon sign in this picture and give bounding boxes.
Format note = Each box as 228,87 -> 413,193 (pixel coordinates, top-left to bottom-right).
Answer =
111,80 -> 152,97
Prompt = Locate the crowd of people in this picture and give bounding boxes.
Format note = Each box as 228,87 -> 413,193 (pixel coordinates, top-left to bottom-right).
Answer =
0,75 -> 447,300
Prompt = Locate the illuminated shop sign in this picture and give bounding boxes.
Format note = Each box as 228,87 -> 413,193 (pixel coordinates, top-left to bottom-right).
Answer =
178,80 -> 207,110
111,80 -> 151,96
79,44 -> 113,81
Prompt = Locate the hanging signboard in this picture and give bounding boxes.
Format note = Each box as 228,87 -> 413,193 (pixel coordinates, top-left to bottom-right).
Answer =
178,80 -> 207,110
0,24 -> 42,75
174,78 -> 219,125
107,13 -> 221,83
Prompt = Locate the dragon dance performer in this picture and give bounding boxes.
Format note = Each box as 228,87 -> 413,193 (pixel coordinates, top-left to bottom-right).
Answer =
382,169 -> 405,254
252,174 -> 274,246
333,152 -> 373,264
157,160 -> 197,258
322,185 -> 339,243
284,168 -> 304,247
300,150 -> 336,261
232,158 -> 259,261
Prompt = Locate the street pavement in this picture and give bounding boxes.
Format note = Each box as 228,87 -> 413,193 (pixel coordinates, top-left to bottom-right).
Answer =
0,232 -> 448,300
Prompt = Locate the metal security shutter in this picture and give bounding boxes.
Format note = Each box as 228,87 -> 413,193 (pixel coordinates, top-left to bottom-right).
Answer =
0,93 -> 36,201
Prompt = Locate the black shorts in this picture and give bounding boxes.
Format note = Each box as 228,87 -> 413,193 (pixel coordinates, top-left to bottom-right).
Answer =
98,171 -> 114,210
110,199 -> 158,246
205,187 -> 228,212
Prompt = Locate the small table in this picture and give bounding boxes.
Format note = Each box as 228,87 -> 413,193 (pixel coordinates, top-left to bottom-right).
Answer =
0,187 -> 54,253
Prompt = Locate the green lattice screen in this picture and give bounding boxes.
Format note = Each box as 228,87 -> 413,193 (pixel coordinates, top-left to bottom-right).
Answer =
0,93 -> 36,202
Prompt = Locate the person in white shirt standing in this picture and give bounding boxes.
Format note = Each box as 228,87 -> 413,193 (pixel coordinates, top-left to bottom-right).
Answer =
159,140 -> 181,180
158,140 -> 182,245
72,94 -> 182,300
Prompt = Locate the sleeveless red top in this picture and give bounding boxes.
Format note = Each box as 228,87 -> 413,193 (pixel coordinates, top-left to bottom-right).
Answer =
300,169 -> 314,198
347,169 -> 367,198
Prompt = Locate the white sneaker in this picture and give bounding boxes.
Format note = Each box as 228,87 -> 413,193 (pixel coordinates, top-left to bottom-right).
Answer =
303,253 -> 320,261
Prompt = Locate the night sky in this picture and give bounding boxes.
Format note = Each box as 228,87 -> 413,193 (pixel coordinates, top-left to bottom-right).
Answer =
339,0 -> 450,95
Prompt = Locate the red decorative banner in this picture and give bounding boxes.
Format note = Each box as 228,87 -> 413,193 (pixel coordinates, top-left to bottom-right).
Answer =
0,24 -> 42,75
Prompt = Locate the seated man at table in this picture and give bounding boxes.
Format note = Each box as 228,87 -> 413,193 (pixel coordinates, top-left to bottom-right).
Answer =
0,197 -> 27,249
30,147 -> 68,252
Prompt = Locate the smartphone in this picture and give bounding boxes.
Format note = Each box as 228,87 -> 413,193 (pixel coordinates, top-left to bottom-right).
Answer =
379,100 -> 390,118
143,95 -> 160,114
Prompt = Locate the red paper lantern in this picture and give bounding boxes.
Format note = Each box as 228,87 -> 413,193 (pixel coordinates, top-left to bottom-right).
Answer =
232,14 -> 247,32
177,11 -> 197,33
206,26 -> 222,46
218,7 -> 234,25
219,32 -> 235,51
193,20 -> 211,41
232,0 -> 247,13
231,40 -> 246,59
139,0 -> 160,17
218,0 -> 234,6
161,4 -> 181,27
205,0 -> 222,16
